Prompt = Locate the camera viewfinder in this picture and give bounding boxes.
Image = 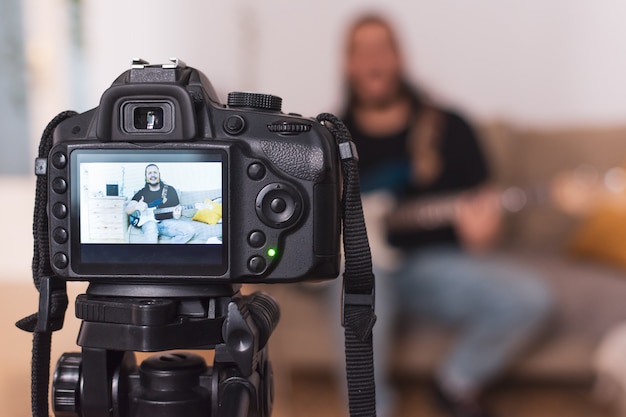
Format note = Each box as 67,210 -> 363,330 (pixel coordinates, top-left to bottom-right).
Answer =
134,107 -> 164,130
122,101 -> 173,134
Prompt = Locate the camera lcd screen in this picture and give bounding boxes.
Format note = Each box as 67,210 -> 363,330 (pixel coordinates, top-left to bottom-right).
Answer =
71,149 -> 228,276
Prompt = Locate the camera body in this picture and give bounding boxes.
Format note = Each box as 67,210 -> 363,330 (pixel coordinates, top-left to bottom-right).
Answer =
47,59 -> 340,284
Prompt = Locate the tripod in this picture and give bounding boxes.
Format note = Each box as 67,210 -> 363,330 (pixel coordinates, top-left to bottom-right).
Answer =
52,283 -> 279,417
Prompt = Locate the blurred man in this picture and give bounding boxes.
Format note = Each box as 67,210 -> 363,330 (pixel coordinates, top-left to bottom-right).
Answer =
341,15 -> 552,417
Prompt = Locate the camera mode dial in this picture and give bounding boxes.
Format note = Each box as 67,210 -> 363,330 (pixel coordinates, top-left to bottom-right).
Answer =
227,92 -> 282,112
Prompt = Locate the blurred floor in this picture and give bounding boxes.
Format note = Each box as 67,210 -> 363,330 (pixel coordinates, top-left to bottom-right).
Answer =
282,371 -> 618,417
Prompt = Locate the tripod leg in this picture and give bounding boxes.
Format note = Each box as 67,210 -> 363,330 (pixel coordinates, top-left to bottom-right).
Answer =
81,348 -> 126,417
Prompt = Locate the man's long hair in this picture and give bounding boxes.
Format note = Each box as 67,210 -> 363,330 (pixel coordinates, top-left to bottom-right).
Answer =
341,14 -> 443,187
341,14 -> 425,119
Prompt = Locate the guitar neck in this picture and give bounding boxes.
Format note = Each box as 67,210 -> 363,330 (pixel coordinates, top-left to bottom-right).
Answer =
387,194 -> 459,231
385,186 -> 542,232
153,204 -> 193,215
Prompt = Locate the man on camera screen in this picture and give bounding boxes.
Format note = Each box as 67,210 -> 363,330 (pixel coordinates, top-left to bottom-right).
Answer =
125,163 -> 196,243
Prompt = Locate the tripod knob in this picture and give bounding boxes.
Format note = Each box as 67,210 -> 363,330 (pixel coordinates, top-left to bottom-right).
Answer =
52,353 -> 82,417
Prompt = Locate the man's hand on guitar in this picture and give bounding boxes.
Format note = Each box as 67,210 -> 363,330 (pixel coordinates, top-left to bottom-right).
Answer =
125,196 -> 147,215
135,196 -> 148,213
455,185 -> 502,253
173,205 -> 183,219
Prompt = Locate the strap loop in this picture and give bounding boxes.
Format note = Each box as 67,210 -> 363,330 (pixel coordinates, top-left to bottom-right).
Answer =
339,141 -> 359,161
35,276 -> 68,333
16,276 -> 68,334
34,158 -> 47,176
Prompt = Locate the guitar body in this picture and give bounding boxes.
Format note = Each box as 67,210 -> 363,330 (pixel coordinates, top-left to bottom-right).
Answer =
361,191 -> 404,272
130,207 -> 160,227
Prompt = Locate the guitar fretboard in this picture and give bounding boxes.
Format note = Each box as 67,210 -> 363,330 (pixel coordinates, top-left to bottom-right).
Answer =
385,186 -> 543,231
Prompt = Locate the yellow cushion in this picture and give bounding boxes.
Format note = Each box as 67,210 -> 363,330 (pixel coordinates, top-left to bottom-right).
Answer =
192,199 -> 222,225
568,196 -> 626,270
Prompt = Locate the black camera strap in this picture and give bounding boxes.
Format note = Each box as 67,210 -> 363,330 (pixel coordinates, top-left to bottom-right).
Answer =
318,113 -> 377,417
16,111 -> 76,417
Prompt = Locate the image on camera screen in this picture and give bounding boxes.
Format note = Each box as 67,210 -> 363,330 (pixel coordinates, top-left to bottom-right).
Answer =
78,160 -> 223,245
70,150 -> 227,275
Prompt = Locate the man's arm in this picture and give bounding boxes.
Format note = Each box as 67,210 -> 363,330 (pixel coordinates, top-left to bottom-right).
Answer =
126,192 -> 147,215
446,113 -> 501,252
455,184 -> 502,252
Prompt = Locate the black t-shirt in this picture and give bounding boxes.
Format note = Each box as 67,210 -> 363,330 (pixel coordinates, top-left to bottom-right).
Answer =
345,109 -> 489,249
132,183 -> 181,220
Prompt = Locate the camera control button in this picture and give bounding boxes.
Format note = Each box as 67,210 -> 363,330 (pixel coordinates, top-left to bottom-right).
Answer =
53,253 -> 68,269
52,177 -> 68,194
248,231 -> 266,248
256,183 -> 303,228
52,203 -> 68,219
247,163 -> 266,180
51,152 -> 67,169
248,256 -> 267,273
224,115 -> 246,135
53,227 -> 68,244
270,197 -> 287,213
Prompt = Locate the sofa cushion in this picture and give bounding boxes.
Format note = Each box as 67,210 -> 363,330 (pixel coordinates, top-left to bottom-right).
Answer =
478,123 -> 626,252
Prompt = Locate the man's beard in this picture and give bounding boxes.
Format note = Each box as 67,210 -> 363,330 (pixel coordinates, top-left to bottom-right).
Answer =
353,83 -> 405,111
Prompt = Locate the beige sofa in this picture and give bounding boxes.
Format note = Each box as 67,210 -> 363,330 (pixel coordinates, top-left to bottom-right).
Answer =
265,122 -> 626,384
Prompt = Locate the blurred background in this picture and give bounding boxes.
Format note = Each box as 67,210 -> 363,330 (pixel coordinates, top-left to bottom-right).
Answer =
5,0 -> 626,416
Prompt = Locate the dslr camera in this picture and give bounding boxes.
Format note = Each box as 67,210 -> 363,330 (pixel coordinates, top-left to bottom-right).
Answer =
40,59 -> 342,417
49,58 -> 340,283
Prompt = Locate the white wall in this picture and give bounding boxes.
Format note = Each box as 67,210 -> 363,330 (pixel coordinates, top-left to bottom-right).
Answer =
76,0 -> 626,128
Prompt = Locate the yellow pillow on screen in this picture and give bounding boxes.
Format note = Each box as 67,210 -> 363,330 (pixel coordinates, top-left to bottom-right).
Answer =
192,199 -> 222,225
568,199 -> 626,270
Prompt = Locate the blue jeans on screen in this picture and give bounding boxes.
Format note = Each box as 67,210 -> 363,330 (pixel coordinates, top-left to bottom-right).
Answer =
141,219 -> 195,243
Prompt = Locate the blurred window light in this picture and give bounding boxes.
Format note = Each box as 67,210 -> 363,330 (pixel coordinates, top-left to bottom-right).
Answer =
0,0 -> 29,175
604,167 -> 626,194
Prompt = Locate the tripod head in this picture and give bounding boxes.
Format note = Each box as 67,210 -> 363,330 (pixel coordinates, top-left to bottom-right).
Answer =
52,283 -> 278,417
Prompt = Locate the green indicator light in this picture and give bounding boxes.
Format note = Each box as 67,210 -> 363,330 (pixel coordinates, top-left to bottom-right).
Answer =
267,248 -> 277,258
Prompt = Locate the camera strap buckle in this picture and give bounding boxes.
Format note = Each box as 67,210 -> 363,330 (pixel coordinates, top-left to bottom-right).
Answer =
35,275 -> 68,333
341,280 -> 376,340
16,275 -> 68,334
